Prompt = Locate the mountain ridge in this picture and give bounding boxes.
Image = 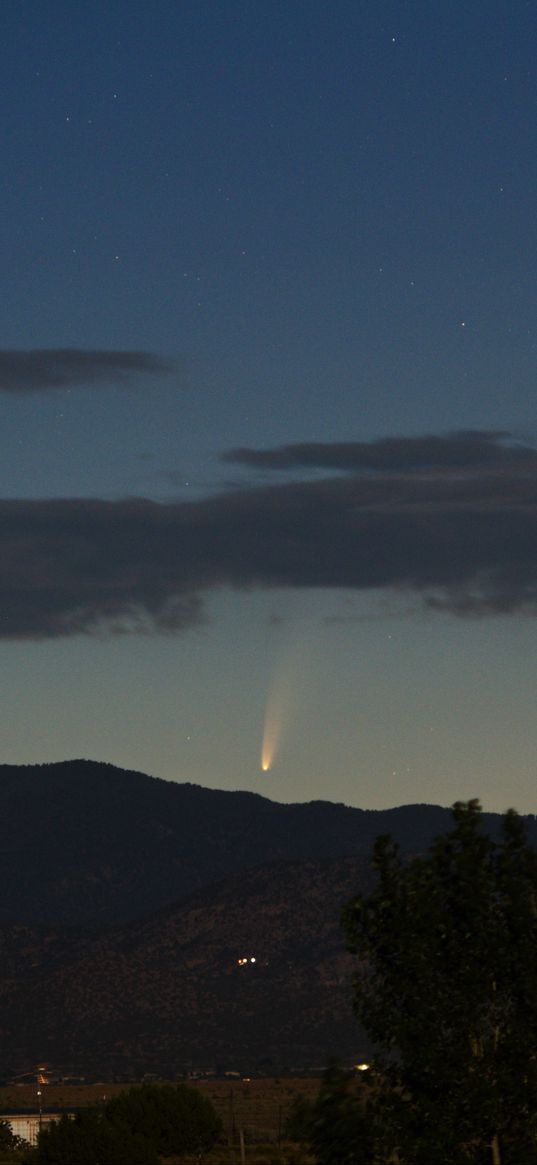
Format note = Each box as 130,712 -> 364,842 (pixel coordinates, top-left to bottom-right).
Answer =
0,759 -> 526,926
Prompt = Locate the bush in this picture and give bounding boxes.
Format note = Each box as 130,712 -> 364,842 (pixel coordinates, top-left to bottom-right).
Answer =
34,1109 -> 157,1164
106,1082 -> 222,1156
284,1096 -> 314,1143
33,1082 -> 221,1164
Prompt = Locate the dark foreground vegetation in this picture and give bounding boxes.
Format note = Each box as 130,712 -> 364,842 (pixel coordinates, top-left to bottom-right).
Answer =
0,1083 -> 222,1164
342,799 -> 537,1163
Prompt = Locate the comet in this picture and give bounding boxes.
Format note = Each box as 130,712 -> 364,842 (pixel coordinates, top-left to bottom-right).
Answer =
259,597 -> 319,775
260,691 -> 282,772
260,647 -> 296,772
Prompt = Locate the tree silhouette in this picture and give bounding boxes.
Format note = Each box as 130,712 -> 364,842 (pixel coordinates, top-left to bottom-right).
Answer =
34,1082 -> 221,1164
343,800 -> 537,1164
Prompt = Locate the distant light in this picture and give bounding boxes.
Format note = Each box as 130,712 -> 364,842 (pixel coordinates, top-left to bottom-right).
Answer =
355,1063 -> 370,1072
250,957 -> 256,963
261,761 -> 270,772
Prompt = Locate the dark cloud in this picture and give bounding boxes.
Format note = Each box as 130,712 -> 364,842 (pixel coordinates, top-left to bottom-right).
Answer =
223,430 -> 537,474
3,432 -> 537,638
0,349 -> 175,393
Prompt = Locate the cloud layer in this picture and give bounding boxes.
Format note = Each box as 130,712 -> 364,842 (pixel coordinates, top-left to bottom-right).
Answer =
0,349 -> 175,393
2,431 -> 537,638
223,431 -> 537,473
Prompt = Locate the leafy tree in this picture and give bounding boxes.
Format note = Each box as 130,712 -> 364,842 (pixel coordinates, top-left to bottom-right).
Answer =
34,1108 -> 156,1165
0,1121 -> 20,1150
284,1094 -> 315,1142
105,1082 -> 222,1157
308,1064 -> 376,1165
284,1067 -> 375,1164
0,1118 -> 27,1162
33,1082 -> 221,1164
342,799 -> 537,1165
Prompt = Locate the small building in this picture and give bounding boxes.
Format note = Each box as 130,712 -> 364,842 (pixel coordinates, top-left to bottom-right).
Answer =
3,1110 -> 74,1146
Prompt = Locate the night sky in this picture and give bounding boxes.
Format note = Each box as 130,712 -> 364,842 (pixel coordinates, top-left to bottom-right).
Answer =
3,1 -> 537,812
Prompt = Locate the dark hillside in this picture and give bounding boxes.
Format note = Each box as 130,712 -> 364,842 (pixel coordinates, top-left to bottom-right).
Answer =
0,855 -> 373,1074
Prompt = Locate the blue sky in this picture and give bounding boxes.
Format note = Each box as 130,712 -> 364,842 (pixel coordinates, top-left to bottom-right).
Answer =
2,1 -> 537,811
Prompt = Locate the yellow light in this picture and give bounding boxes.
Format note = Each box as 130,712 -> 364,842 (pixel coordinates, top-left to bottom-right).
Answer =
355,1063 -> 370,1072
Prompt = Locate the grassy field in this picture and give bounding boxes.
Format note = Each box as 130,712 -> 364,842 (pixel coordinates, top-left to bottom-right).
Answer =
0,1076 -> 322,1150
